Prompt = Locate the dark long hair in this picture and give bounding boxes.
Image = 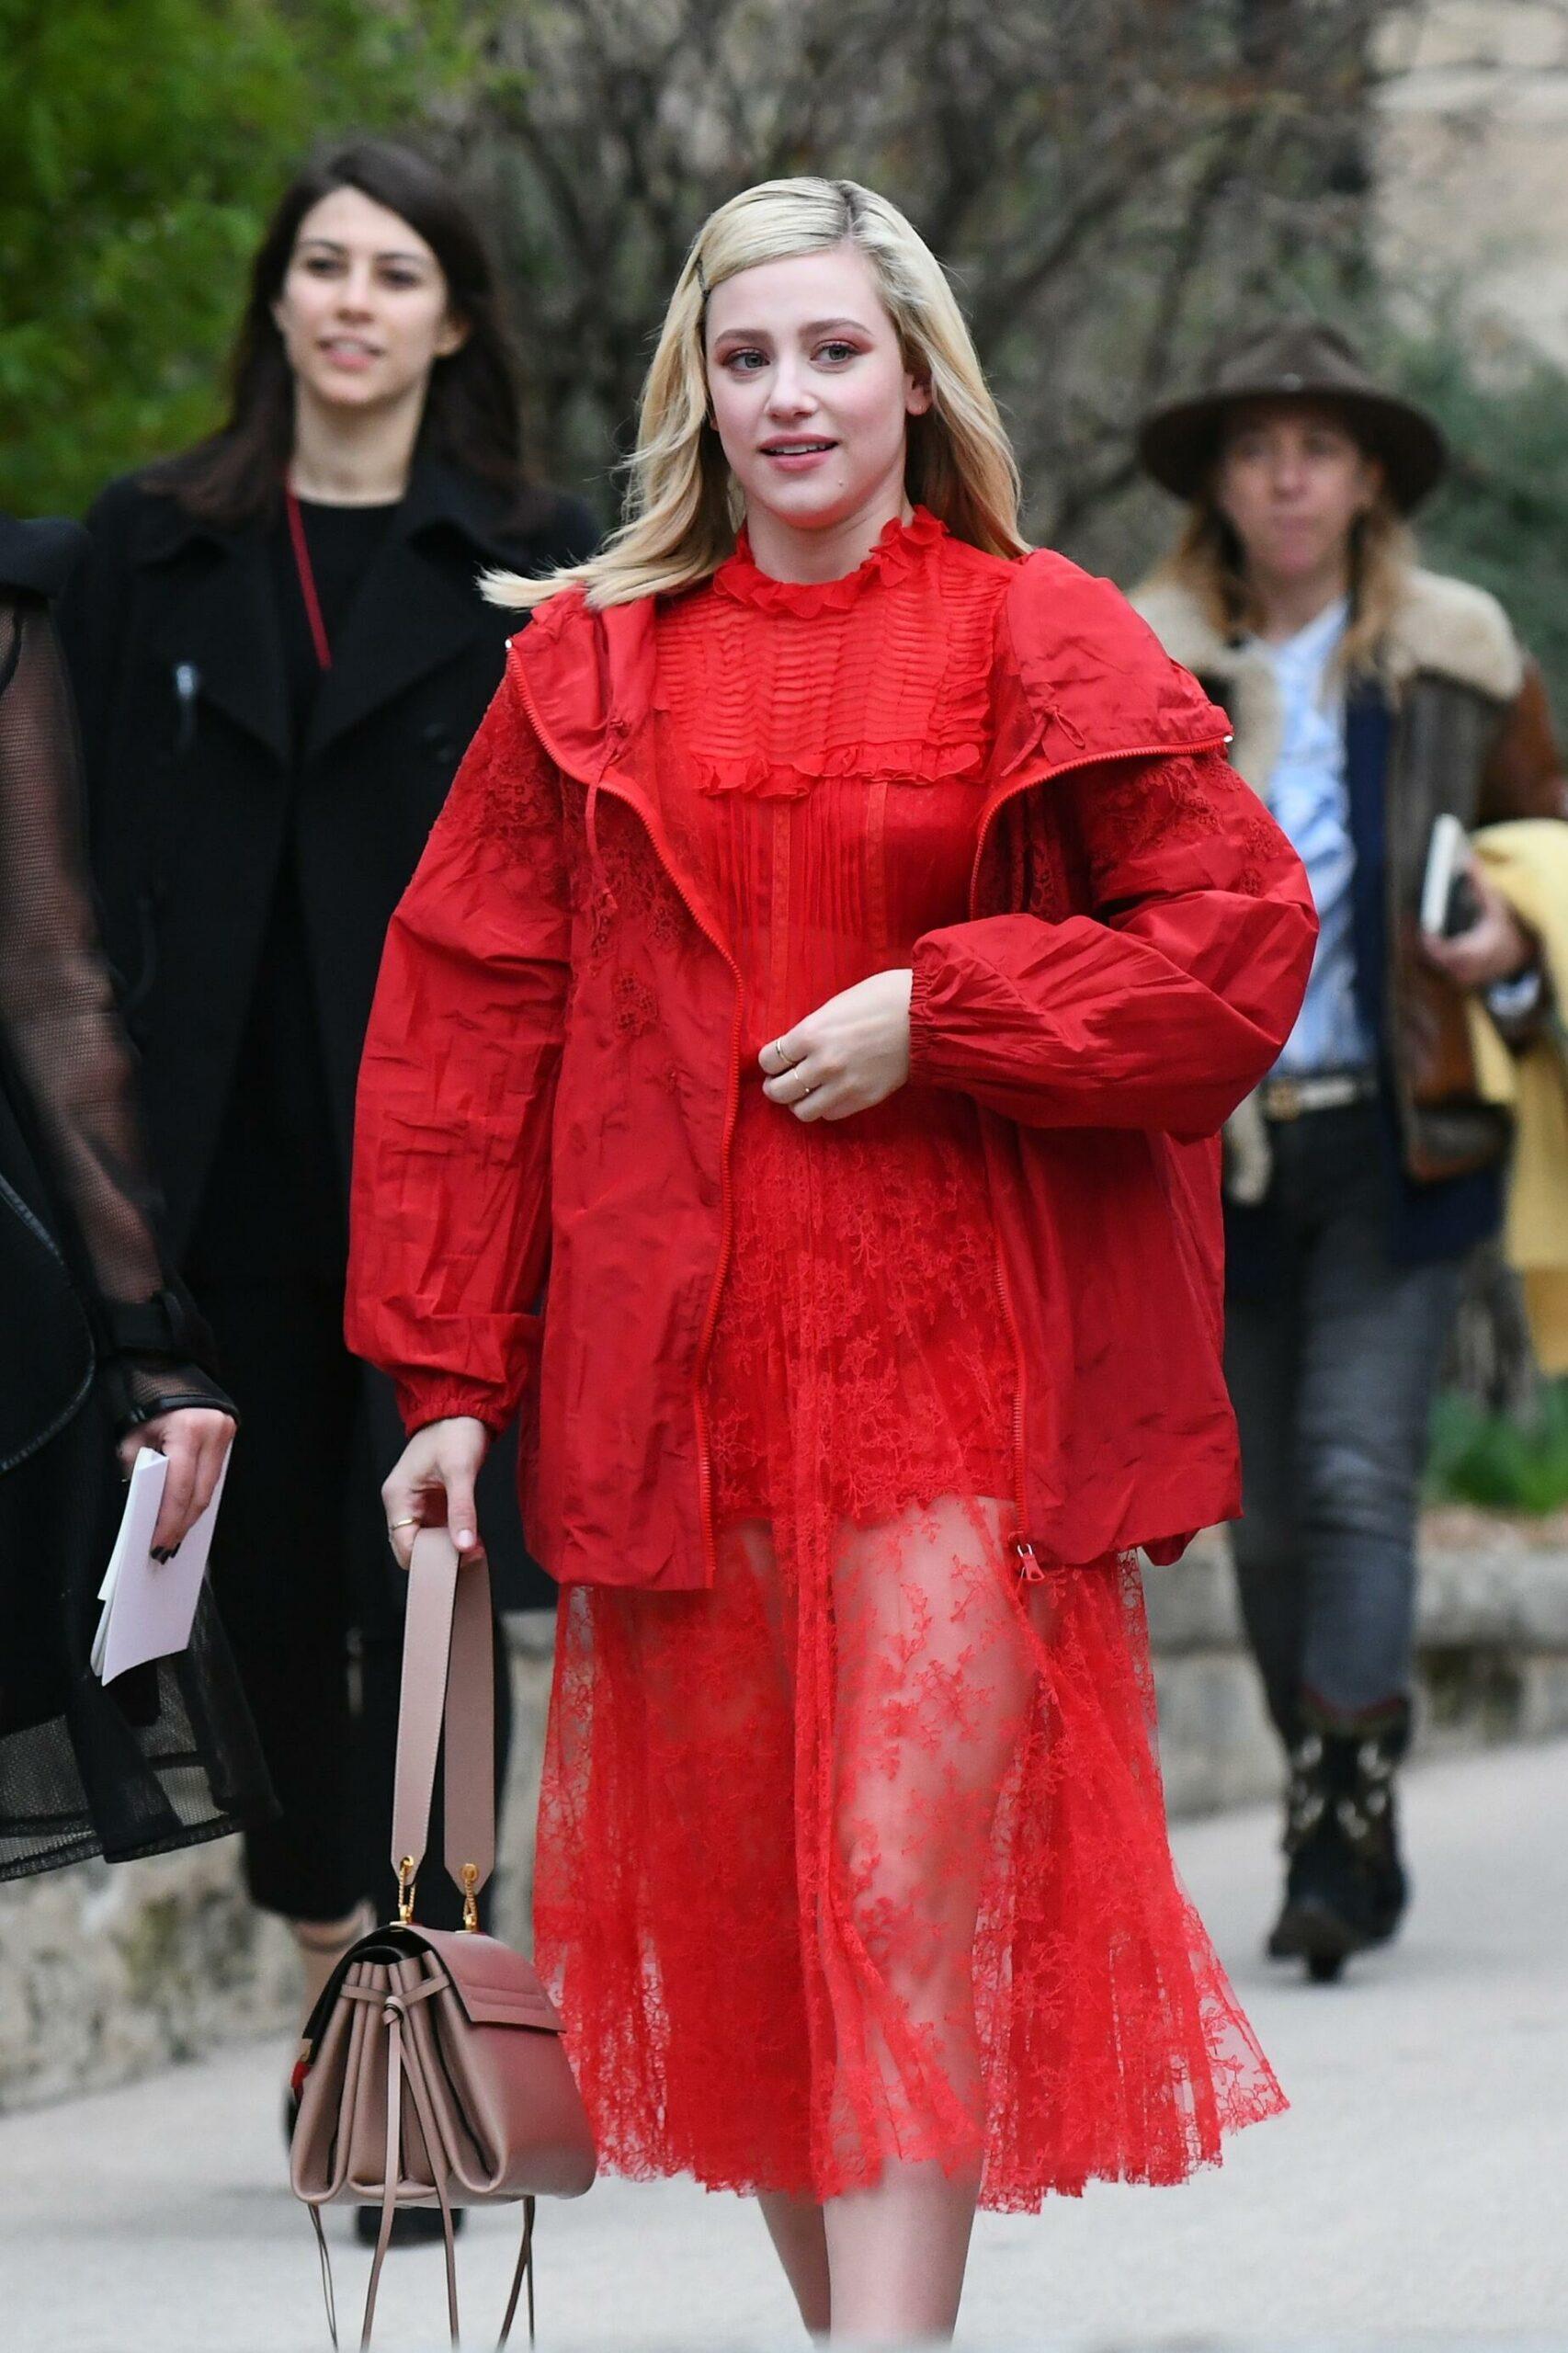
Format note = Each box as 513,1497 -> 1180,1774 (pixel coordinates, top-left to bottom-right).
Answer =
150,141 -> 544,529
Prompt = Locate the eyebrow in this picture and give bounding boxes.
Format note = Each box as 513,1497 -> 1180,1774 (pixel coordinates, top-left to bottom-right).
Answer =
710,314 -> 873,343
295,237 -> 433,267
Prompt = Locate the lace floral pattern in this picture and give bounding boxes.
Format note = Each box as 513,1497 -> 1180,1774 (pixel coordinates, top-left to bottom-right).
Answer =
1076,750 -> 1274,900
704,1089 -> 1015,1526
532,515 -> 1285,2208
449,669 -> 567,875
538,1531 -> 1284,2207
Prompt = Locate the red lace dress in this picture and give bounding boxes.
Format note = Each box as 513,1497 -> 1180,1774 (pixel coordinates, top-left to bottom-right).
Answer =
533,510 -> 1283,2208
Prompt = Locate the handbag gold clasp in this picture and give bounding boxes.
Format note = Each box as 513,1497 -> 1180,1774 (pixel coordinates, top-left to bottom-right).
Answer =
396,1855 -> 417,1926
460,1861 -> 480,1933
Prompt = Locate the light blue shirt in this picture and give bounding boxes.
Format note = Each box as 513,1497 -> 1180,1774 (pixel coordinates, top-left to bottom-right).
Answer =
1255,597 -> 1377,1075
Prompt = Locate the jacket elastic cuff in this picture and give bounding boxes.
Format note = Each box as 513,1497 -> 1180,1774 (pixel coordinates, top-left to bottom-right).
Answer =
906,937 -> 943,1084
400,1384 -> 514,1441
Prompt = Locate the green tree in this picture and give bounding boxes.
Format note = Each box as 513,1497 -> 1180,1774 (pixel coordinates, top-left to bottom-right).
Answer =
1392,327 -> 1568,727
0,0 -> 466,516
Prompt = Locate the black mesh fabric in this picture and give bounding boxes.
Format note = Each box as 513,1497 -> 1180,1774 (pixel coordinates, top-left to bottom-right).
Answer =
0,553 -> 271,1878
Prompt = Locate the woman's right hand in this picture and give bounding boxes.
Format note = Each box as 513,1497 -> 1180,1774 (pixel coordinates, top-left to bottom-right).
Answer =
381,1416 -> 491,1571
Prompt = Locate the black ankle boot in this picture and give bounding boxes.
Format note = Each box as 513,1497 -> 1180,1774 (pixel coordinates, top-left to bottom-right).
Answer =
1267,1701 -> 1411,1982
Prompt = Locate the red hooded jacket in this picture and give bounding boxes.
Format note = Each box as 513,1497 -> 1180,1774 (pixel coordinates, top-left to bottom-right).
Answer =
347,544 -> 1316,1589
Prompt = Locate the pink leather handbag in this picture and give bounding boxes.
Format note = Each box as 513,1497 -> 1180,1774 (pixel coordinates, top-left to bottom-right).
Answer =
290,1529 -> 597,2347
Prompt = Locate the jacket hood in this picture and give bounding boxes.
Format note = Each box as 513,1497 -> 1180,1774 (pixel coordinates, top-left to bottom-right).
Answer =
513,540 -> 1232,801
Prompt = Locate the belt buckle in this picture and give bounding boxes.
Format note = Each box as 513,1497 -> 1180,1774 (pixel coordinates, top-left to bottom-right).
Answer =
1267,1075 -> 1302,1121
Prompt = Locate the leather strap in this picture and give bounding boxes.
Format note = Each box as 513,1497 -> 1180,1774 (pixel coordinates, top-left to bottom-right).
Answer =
498,2199 -> 538,2347
319,1974 -> 538,2348
390,1530 -> 495,1907
361,1996 -> 460,2349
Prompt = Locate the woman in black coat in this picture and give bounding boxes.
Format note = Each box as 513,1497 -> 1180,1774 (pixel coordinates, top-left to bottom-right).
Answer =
1,512 -> 270,1878
58,143 -> 596,2061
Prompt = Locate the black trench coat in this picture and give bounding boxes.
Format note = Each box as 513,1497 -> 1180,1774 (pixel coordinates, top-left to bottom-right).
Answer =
58,454 -> 597,1609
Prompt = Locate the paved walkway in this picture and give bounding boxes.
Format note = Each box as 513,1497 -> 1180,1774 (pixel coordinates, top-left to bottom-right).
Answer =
4,1740 -> 1567,2352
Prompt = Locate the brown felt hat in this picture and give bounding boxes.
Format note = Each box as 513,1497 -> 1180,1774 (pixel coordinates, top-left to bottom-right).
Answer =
1137,319 -> 1448,514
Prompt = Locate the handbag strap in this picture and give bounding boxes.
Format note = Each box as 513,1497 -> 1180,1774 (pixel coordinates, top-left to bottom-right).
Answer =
390,1529 -> 495,1912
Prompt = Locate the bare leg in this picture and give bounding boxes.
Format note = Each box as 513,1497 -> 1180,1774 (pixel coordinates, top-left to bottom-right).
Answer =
821,1499 -> 1024,2344
823,2158 -> 980,2344
758,2190 -> 833,2337
292,1904 -> 370,2028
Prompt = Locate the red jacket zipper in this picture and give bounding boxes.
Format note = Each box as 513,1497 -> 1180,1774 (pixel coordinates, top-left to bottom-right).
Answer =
512,659 -> 743,1586
966,732 -> 1232,1578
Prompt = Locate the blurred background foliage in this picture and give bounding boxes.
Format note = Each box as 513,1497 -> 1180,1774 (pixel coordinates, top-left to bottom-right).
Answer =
0,0 -> 471,513
1427,1381 -> 1568,1515
5,0 -> 1568,1437
6,0 -> 1568,702
7,0 -> 1567,710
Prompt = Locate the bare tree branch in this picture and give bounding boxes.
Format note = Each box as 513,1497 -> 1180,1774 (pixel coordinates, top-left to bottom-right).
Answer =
438,0 -> 1390,553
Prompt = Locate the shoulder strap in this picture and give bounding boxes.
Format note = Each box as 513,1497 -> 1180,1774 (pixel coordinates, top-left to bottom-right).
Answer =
390,1529 -> 495,1912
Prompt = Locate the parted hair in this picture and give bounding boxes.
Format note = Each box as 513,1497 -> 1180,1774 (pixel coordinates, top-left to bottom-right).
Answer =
486,176 -> 1028,611
145,141 -> 547,532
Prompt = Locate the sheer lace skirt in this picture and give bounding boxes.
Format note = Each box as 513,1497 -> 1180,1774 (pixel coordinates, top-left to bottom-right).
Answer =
533,1090 -> 1284,2206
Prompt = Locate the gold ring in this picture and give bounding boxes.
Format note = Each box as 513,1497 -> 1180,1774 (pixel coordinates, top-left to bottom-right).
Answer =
387,1516 -> 418,1531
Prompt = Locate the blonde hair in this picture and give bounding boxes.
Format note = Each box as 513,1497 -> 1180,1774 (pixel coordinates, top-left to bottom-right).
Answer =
1153,437 -> 1417,680
486,176 -> 1028,611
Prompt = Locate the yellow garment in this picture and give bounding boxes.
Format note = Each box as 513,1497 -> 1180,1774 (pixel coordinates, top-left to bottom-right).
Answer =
1465,820 -> 1568,1373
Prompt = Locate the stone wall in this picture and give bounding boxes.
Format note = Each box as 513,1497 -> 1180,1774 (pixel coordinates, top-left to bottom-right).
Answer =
4,1518 -> 1566,2113
1376,2 -> 1568,366
1145,1508 -> 1568,1814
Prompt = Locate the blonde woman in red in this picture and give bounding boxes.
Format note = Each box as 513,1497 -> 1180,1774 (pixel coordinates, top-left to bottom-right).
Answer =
348,177 -> 1314,2343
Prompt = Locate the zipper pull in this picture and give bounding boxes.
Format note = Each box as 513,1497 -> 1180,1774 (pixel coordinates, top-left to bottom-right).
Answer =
1015,1538 -> 1046,1585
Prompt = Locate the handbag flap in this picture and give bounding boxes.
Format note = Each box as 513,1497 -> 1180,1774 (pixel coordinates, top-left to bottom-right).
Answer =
416,1927 -> 565,2032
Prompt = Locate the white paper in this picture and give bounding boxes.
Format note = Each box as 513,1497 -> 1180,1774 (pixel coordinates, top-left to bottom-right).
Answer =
1420,813 -> 1470,938
92,1445 -> 231,1684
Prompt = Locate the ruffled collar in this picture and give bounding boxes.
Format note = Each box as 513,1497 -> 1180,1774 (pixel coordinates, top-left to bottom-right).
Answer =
712,505 -> 946,617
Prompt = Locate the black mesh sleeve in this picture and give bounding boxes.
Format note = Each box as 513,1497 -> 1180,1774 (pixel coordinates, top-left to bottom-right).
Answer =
0,592 -> 233,1434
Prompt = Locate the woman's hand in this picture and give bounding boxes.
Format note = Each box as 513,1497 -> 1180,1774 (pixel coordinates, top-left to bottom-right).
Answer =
1422,859 -> 1534,992
381,1415 -> 491,1571
759,969 -> 915,1123
117,1409 -> 235,1555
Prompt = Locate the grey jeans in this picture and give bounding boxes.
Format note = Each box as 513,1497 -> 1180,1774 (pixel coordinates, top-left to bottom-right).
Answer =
1224,1101 -> 1464,1743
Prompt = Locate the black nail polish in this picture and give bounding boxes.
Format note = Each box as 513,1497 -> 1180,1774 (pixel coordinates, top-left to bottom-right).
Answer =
151,1547 -> 169,1563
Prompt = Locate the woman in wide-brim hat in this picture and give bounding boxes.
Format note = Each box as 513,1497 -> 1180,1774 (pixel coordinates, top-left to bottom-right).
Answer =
1132,319 -> 1567,1982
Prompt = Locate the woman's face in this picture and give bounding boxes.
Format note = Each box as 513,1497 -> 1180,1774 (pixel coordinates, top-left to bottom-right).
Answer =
271,186 -> 466,418
1214,400 -> 1383,585
704,242 -> 932,536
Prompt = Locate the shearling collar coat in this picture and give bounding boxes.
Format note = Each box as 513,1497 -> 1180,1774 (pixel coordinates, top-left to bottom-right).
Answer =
1131,565 -> 1566,1203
